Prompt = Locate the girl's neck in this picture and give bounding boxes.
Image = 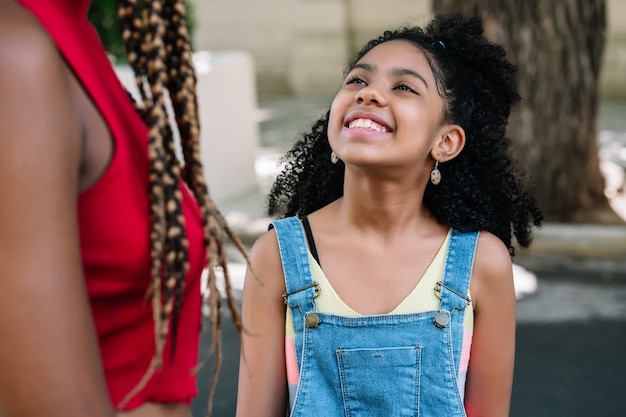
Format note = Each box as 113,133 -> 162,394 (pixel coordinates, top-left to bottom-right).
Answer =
336,174 -> 434,235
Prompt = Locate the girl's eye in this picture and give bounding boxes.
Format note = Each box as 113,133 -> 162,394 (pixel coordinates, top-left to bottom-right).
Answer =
395,84 -> 417,94
346,76 -> 366,86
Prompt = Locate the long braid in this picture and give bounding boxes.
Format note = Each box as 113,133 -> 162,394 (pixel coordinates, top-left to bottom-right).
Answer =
116,0 -> 249,414
117,0 -> 149,104
160,1 -> 251,412
161,0 -> 197,347
116,0 -> 188,408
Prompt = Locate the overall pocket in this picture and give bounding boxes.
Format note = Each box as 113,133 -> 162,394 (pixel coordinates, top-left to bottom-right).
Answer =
336,345 -> 422,417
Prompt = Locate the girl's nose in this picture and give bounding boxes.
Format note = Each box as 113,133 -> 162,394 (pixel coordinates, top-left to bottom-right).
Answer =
355,84 -> 387,106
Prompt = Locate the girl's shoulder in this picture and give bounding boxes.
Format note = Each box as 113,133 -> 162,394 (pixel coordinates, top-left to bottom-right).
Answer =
247,225 -> 285,291
470,231 -> 515,309
251,226 -> 281,264
474,231 -> 512,271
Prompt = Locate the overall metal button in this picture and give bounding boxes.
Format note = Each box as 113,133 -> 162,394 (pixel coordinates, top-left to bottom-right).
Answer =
305,312 -> 320,328
433,311 -> 450,328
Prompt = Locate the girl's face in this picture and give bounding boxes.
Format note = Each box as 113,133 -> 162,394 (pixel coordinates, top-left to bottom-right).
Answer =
328,40 -> 448,174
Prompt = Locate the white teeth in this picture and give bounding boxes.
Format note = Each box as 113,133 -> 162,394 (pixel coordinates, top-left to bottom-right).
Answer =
348,118 -> 387,132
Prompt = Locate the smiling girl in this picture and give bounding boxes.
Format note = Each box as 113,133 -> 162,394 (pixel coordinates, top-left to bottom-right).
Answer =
236,14 -> 542,417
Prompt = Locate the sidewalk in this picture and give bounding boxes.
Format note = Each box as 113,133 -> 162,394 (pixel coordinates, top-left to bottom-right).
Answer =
218,95 -> 626,276
514,223 -> 626,275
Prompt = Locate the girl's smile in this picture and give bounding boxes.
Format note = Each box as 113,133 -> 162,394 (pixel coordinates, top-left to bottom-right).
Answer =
343,111 -> 393,136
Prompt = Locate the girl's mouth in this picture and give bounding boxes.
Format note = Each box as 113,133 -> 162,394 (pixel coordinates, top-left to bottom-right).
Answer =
347,118 -> 389,133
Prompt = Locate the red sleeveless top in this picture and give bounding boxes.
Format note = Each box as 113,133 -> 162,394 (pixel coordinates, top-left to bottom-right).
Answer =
17,0 -> 206,409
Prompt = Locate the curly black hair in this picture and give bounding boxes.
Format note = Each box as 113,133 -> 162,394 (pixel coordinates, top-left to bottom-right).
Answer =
267,14 -> 543,254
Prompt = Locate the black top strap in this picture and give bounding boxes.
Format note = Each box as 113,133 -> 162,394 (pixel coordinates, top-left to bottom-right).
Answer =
301,215 -> 321,267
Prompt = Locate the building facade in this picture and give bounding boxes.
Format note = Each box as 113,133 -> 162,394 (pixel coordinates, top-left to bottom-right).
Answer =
190,0 -> 626,99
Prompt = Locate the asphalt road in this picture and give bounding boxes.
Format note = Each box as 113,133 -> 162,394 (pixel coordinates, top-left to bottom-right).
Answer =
190,271 -> 626,417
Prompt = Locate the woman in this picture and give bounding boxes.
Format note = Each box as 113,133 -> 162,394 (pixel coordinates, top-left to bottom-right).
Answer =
0,0 -> 241,415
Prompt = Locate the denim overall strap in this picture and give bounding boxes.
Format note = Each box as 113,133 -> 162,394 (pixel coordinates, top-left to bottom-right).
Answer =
434,228 -> 479,393
437,229 -> 479,312
269,217 -> 319,369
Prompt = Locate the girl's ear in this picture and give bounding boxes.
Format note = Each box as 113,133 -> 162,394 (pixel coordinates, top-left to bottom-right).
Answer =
431,124 -> 465,162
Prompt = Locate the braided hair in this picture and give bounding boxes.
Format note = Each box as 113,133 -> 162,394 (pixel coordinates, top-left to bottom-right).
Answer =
115,0 -> 247,413
267,14 -> 542,254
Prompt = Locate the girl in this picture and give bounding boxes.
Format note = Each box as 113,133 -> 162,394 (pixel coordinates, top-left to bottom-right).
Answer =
236,14 -> 542,417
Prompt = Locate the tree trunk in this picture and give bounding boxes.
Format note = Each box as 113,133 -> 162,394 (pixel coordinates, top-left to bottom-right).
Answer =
432,0 -> 622,223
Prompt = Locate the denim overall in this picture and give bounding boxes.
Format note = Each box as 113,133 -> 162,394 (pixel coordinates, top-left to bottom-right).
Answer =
272,217 -> 478,417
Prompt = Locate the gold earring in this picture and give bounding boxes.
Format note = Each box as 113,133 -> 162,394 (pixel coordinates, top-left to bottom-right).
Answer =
430,161 -> 441,185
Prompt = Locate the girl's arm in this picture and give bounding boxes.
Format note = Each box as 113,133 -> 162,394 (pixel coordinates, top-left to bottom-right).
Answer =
236,230 -> 288,417
0,6 -> 115,417
464,232 -> 517,417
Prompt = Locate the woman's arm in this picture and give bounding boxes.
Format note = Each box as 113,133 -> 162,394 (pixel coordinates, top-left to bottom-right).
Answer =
0,6 -> 115,416
464,232 -> 517,417
236,230 -> 288,417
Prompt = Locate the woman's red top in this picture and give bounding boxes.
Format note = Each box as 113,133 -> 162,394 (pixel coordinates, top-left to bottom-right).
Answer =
16,0 -> 206,409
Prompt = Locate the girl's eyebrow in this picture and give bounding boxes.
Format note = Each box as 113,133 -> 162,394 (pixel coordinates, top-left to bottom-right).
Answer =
352,62 -> 375,73
350,62 -> 429,89
390,67 -> 429,89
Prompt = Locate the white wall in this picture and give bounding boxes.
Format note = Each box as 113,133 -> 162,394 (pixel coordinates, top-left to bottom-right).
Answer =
193,51 -> 259,203
115,51 -> 260,204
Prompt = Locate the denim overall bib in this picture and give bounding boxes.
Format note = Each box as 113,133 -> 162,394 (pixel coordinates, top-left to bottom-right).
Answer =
272,217 -> 478,417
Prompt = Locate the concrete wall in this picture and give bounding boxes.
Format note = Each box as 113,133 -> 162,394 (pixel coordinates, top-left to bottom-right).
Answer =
190,0 -> 626,98
191,0 -> 295,96
191,0 -> 432,97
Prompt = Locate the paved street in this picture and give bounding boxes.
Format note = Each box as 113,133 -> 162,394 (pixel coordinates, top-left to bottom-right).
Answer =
189,96 -> 626,417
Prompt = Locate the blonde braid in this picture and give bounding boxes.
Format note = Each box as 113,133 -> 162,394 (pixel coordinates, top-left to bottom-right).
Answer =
116,0 -> 188,408
117,0 -> 249,414
117,0 -> 149,104
161,1 -> 251,414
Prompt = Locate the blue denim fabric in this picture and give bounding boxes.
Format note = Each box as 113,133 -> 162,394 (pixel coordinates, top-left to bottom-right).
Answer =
272,217 -> 478,417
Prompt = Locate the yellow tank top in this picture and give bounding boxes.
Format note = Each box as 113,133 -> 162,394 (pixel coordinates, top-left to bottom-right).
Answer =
286,228 -> 473,336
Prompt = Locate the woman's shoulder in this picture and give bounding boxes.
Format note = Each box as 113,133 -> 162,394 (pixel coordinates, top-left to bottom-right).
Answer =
0,1 -> 60,75
0,2 -> 82,204
0,2 -> 70,123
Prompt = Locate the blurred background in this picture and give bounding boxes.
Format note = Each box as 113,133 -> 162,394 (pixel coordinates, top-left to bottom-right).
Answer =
89,0 -> 626,416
